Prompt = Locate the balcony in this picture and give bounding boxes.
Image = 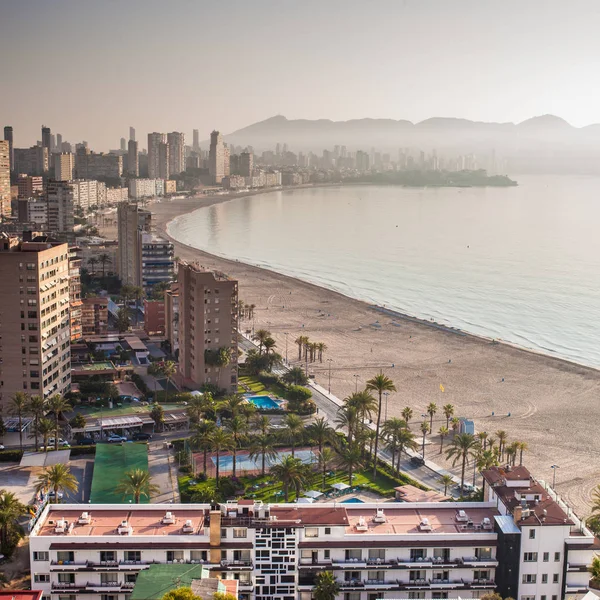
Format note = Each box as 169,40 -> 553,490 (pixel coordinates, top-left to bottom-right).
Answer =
51,582 -> 82,591
333,559 -> 367,569
299,558 -> 333,567
339,581 -> 365,589
50,561 -> 87,570
220,559 -> 253,570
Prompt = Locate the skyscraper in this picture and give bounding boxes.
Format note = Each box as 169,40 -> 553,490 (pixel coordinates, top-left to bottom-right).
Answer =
0,141 -> 10,218
193,129 -> 199,152
42,125 -> 51,154
120,137 -> 127,152
129,126 -> 135,141
167,132 -> 185,175
209,130 -> 225,184
147,132 -> 166,179
240,151 -> 253,177
56,133 -> 62,150
128,139 -> 139,177
54,152 -> 75,181
3,126 -> 13,172
117,202 -> 152,286
158,142 -> 170,179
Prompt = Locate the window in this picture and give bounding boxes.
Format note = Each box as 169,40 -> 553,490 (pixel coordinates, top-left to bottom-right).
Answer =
305,527 -> 318,538
33,551 -> 49,561
100,551 -> 116,563
410,548 -> 427,560
34,574 -> 50,583
524,552 -> 538,562
541,596 -> 546,600
434,547 -> 451,560
101,573 -> 118,585
324,527 -> 331,535
125,574 -> 137,584
542,574 -> 548,583
474,570 -> 490,581
233,528 -> 247,538
300,550 -> 313,559
522,574 -> 537,584
345,549 -> 362,561
552,596 -> 558,600
521,596 -> 536,600
529,529 -> 536,539
553,574 -> 559,583
57,551 -> 75,562
543,552 -> 549,562
124,551 -> 141,562
58,573 -> 75,584
367,571 -> 385,582
368,549 -> 386,560
190,551 -> 207,562
554,552 -> 561,562
166,551 -> 184,562
324,550 -> 330,559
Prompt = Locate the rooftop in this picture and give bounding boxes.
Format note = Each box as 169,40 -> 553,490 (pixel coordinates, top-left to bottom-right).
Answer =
0,592 -> 43,600
130,564 -> 207,600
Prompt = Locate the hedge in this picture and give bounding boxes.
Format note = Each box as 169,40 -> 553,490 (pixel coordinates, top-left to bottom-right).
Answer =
0,449 -> 23,462
70,445 -> 96,457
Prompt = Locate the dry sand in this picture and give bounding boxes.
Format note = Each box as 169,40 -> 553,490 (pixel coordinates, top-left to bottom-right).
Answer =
126,192 -> 600,517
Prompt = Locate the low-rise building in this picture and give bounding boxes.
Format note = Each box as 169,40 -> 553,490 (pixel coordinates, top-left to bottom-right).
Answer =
105,187 -> 129,205
164,180 -> 177,195
223,175 -> 246,190
81,297 -> 109,336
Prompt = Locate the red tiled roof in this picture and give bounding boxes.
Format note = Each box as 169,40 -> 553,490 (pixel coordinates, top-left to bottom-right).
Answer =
271,506 -> 349,525
0,592 -> 43,600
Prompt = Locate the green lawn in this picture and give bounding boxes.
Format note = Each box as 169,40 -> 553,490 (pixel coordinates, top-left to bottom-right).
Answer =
237,375 -> 287,399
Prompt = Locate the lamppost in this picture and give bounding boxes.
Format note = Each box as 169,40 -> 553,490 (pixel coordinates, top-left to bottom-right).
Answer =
383,392 -> 390,421
551,464 -> 560,489
284,332 -> 289,365
353,374 -> 359,393
327,359 -> 333,394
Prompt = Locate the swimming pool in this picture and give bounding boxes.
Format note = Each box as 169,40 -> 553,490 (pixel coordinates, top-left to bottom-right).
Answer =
246,395 -> 281,409
342,497 -> 365,503
212,449 -> 316,472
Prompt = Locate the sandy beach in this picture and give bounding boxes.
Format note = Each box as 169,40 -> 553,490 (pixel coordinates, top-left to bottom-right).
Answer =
125,190 -> 600,518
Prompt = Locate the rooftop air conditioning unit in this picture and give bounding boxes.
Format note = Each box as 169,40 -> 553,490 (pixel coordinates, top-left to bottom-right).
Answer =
373,508 -> 387,523
481,517 -> 492,530
418,518 -> 432,532
182,520 -> 194,533
54,519 -> 67,533
162,512 -> 175,524
355,516 -> 369,532
456,510 -> 468,522
118,520 -> 132,535
78,512 -> 91,524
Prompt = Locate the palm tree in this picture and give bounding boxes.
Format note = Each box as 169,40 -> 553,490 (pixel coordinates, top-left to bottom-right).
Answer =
476,449 -> 499,498
88,257 -> 99,275
218,394 -> 246,419
317,447 -> 336,490
506,441 -> 519,466
337,443 -> 363,486
46,395 -> 72,451
307,417 -> 334,453
381,417 -> 407,471
281,413 -> 304,457
495,430 -> 508,460
451,417 -> 460,435
420,421 -> 430,458
336,404 -> 358,445
35,418 -> 54,453
10,392 -> 28,451
262,337 -> 277,354
295,336 -> 308,361
249,434 -> 277,476
115,469 -> 159,503
162,361 -> 177,400
477,431 -> 489,450
401,406 -> 413,428
443,404 -> 455,428
269,455 -> 306,502
438,426 -> 449,453
27,395 -> 46,452
34,464 -> 78,502
314,571 -> 340,600
426,402 -> 438,431
446,433 -> 479,497
316,342 -> 327,363
366,372 -> 397,476
253,414 -> 272,436
226,415 -> 248,478
438,474 -> 454,495
253,329 -> 271,355
517,441 -> 528,466
248,304 -> 256,319
282,366 -> 308,386
0,491 -> 27,555
186,393 -> 212,425
396,428 -> 418,472
209,429 -> 234,486
191,421 -> 216,474
98,253 -> 112,277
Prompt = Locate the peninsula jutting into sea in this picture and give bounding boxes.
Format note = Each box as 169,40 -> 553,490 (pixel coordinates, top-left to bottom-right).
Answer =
351,168 -> 518,187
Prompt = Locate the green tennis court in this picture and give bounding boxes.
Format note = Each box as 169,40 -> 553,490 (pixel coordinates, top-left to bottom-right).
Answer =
90,443 -> 149,504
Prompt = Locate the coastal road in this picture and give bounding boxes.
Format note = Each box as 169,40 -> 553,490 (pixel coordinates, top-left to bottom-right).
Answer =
238,334 -> 459,496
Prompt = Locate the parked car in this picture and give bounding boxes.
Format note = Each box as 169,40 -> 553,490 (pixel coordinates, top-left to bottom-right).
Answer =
132,432 -> 151,441
0,444 -> 4,451
77,437 -> 96,446
47,490 -> 64,499
106,434 -> 127,443
44,438 -> 70,449
410,455 -> 425,466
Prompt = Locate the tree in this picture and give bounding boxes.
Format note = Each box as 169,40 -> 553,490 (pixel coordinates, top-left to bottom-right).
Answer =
295,335 -> 309,361
269,455 -> 307,502
336,403 -> 358,445
401,406 -> 413,428
253,414 -> 272,436
46,395 -> 72,451
35,418 -> 54,452
438,474 -> 454,495
479,593 -> 503,600
314,571 -> 340,600
162,360 -> 177,400
286,385 -> 312,403
281,413 -> 304,457
307,417 -> 334,453
495,430 -> 508,460
161,587 -> 203,600
70,413 -> 86,429
476,449 -> 499,498
381,417 -> 408,472
506,441 -> 519,466
88,257 -> 99,275
249,434 -> 277,476
34,463 -> 78,502
282,367 -> 309,386
420,421 -> 430,458
396,428 -> 418,472
477,431 -> 489,450
451,417 -> 460,434
438,426 -> 449,453
210,429 -> 234,486
317,447 -> 336,490
366,372 -> 397,477
98,253 -> 112,277
213,593 -> 238,600
263,337 -> 277,354
443,403 -> 455,428
517,441 -> 528,466
446,433 -> 479,497
217,395 -> 245,419
316,342 -> 327,363
0,490 -> 27,556
150,404 -> 165,431
426,402 -> 438,431
253,329 -> 271,355
337,442 -> 363,486
115,468 -> 160,503
10,392 -> 29,451
186,392 -> 214,426
116,307 -> 131,333
226,415 -> 248,477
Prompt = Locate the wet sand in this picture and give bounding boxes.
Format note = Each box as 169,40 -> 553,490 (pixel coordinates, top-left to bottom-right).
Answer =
134,191 -> 600,517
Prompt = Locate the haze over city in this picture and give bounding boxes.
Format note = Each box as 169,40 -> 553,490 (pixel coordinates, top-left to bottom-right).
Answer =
3,0 -> 600,148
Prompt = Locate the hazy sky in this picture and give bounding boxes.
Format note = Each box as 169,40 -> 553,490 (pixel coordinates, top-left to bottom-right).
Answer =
3,0 -> 600,149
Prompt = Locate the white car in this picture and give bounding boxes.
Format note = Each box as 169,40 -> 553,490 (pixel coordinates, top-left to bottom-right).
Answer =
0,444 -> 4,451
106,434 -> 127,443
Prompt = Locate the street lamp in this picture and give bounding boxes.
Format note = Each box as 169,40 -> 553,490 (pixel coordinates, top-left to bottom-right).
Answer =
353,374 -> 360,393
284,332 -> 289,365
327,359 -> 333,394
383,392 -> 390,421
551,464 -> 560,489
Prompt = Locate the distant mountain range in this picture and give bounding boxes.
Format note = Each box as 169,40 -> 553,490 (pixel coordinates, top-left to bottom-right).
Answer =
215,114 -> 600,174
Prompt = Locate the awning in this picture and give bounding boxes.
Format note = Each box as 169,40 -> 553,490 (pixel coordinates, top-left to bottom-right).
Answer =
20,449 -> 71,467
304,490 -> 324,499
332,482 -> 350,491
296,497 -> 314,504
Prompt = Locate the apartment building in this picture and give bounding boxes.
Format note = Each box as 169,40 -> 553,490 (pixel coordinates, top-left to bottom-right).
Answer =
0,140 -> 10,218
81,297 -> 108,336
116,203 -> 151,286
18,198 -> 48,227
0,235 -> 71,408
209,130 -> 225,184
140,233 -> 174,294
143,299 -> 165,335
69,247 -> 82,342
167,132 -> 185,175
75,151 -> 123,180
17,174 -> 44,198
128,179 -> 164,200
46,181 -> 75,233
148,133 -> 166,179
14,146 -> 48,176
178,263 -> 238,392
164,283 -> 179,353
128,140 -> 139,177
54,153 -> 75,181
105,188 -> 129,205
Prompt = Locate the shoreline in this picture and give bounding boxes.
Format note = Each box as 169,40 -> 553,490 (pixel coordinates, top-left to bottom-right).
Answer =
144,189 -> 600,518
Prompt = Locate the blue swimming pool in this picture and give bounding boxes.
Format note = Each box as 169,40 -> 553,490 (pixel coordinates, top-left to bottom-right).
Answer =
212,449 -> 316,472
342,497 -> 365,503
246,395 -> 281,409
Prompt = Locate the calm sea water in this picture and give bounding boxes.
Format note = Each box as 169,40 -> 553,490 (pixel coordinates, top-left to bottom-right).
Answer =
168,176 -> 600,368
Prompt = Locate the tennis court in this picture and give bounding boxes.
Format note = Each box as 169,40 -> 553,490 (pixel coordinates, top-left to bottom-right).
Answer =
90,443 -> 149,504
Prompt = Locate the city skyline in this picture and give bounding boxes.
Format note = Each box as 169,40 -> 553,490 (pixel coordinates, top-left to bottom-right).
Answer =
3,0 -> 600,148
